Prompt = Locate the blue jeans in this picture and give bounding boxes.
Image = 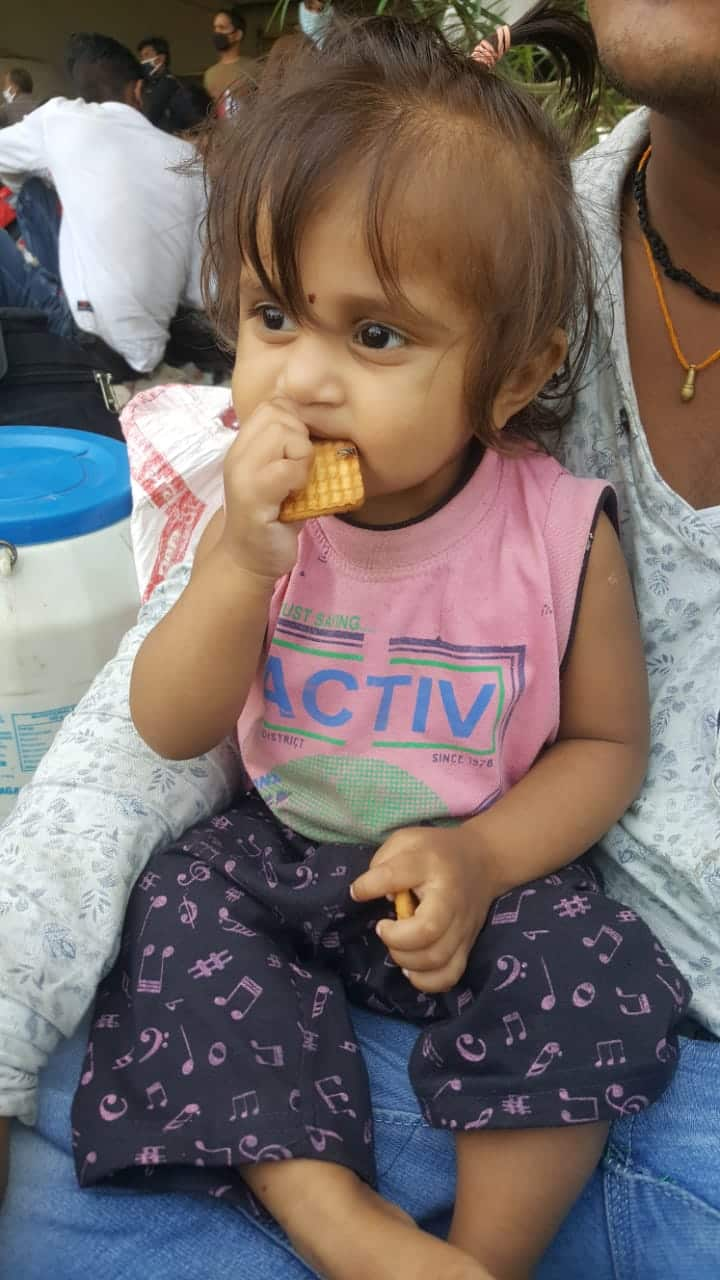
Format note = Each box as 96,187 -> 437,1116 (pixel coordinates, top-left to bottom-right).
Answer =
0,225 -> 73,339
15,177 -> 61,278
0,1014 -> 718,1279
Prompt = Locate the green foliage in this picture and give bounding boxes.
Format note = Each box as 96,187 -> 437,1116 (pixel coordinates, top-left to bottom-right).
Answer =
265,0 -> 632,145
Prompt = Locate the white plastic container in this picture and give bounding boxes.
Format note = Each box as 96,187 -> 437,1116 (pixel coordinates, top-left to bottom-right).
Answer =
0,426 -> 140,820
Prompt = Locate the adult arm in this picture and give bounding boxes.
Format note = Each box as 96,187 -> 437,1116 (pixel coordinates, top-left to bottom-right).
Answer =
0,561 -> 241,1127
0,101 -> 51,187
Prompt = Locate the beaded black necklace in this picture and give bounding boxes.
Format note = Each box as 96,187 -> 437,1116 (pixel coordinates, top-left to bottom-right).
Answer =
632,144 -> 720,306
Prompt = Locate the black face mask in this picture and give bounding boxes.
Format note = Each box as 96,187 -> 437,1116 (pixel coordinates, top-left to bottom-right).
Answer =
212,32 -> 233,52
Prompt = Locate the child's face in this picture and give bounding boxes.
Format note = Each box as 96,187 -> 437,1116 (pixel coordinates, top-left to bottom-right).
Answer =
231,185 -> 477,526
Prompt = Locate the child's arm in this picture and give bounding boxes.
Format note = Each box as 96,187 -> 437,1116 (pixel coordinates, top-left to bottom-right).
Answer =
354,515 -> 649,989
130,400 -> 313,760
465,511 -> 649,895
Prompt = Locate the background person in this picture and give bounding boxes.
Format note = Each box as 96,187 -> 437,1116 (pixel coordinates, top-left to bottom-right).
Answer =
204,6 -> 257,109
0,33 -> 206,375
0,68 -> 38,128
138,34 -> 212,135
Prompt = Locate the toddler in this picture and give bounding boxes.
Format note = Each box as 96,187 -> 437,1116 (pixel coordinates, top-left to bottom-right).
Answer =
72,8 -> 689,1278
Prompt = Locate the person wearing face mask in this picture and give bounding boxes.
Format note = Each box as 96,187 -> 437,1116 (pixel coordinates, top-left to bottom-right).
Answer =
137,36 -> 179,130
0,68 -> 39,128
261,1 -> 333,86
204,7 -> 257,107
297,0 -> 333,47
137,36 -> 211,135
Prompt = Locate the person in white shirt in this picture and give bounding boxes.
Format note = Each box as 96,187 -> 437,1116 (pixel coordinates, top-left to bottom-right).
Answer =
0,33 -> 205,375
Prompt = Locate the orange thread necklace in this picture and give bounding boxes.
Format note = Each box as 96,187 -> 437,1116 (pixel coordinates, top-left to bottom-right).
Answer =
635,145 -> 720,403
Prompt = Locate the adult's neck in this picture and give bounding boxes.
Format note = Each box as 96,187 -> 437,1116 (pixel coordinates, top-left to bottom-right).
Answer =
219,48 -> 243,64
645,111 -> 720,288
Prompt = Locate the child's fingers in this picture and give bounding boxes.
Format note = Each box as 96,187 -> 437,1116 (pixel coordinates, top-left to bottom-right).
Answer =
383,929 -> 461,973
232,408 -> 312,468
403,945 -> 470,994
377,897 -> 454,953
351,856 -> 418,904
256,457 -> 314,511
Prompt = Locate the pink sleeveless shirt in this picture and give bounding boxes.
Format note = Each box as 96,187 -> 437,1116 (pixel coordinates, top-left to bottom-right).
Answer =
238,448 -> 613,843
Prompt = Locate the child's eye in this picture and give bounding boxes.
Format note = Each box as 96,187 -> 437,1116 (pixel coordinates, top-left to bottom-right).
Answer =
255,305 -> 296,333
356,322 -> 406,351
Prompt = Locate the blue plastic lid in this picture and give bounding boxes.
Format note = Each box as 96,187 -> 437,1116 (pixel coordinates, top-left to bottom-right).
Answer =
0,426 -> 131,547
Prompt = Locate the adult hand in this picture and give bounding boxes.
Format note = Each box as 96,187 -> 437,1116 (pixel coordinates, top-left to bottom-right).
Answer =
351,825 -> 498,993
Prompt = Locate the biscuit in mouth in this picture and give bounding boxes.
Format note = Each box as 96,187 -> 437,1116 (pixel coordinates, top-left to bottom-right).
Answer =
278,439 -> 364,522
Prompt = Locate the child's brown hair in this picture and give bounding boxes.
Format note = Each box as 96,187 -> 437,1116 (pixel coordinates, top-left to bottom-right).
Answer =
202,2 -> 599,449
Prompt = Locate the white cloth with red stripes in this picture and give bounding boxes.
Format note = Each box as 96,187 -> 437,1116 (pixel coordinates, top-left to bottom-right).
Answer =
122,384 -> 236,601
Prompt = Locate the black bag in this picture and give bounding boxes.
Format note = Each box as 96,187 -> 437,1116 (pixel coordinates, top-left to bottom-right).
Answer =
0,307 -> 125,439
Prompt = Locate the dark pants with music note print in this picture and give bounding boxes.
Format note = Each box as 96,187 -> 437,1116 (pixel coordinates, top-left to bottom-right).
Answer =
71,789 -> 690,1206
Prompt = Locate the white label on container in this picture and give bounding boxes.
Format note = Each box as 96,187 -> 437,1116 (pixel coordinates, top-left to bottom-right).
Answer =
0,705 -> 75,795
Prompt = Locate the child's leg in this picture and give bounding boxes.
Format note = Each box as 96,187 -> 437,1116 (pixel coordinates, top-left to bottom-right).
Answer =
404,860 -> 690,1277
242,1157 -> 495,1280
450,1124 -> 608,1280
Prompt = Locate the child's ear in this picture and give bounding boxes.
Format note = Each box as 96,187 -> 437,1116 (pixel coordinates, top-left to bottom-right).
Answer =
491,329 -> 568,430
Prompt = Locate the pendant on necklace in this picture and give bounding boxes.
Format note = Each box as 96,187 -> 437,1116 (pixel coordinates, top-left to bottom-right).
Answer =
680,364 -> 697,403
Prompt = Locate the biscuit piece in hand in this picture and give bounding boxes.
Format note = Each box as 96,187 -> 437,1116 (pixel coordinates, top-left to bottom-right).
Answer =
394,891 -> 416,920
279,440 -> 364,522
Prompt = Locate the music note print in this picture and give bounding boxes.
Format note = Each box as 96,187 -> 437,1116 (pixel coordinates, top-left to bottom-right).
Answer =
145,1081 -> 168,1111
572,982 -> 596,1008
311,984 -> 332,1019
138,1027 -> 170,1063
594,1038 -> 626,1068
229,1090 -> 260,1121
179,896 -> 198,929
250,1039 -> 284,1067
491,888 -> 536,926
493,955 -> 527,992
616,987 -> 651,1016
208,1040 -> 227,1068
455,1034 -> 487,1064
558,1088 -> 599,1124
525,1042 -> 562,1078
162,1102 -> 202,1132
80,1041 -> 95,1087
137,944 -> 174,995
582,924 -> 623,965
306,1125 -> 342,1152
217,907 -> 256,937
539,956 -> 556,1011
139,894 -> 167,938
195,1140 -> 232,1167
464,1108 -> 494,1130
214,975 -> 263,1021
79,1151 -> 97,1183
176,861 -> 211,888
99,1093 -> 128,1122
180,1024 -> 195,1076
655,971 -> 688,1008
502,1011 -> 527,1046
431,1078 -> 462,1102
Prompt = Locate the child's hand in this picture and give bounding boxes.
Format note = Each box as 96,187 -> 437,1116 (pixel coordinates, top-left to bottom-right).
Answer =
220,398 -> 314,581
351,826 -> 497,993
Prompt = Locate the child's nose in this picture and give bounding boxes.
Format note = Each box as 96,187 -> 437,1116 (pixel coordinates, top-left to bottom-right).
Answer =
275,335 -> 344,406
